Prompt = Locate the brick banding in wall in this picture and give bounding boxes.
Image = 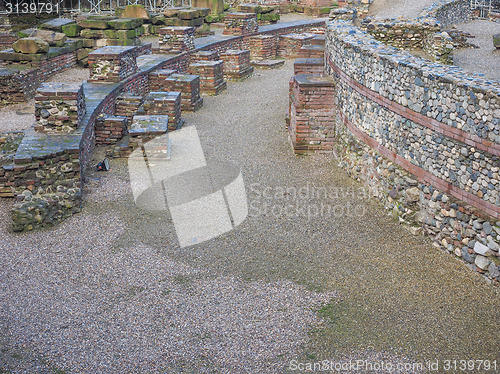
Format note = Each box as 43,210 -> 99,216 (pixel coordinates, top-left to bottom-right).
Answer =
322,19 -> 499,281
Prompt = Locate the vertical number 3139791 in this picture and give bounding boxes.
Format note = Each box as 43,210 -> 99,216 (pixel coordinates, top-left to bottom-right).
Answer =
5,1 -> 59,14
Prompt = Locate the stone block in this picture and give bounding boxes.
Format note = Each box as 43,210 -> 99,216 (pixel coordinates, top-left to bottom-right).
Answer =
189,60 -> 226,95
192,0 -> 224,15
108,18 -> 143,30
161,73 -> 203,111
12,38 -> 49,54
249,34 -> 277,60
220,49 -> 253,80
288,74 -> 335,155
120,4 -> 150,20
78,19 -> 110,30
61,23 -> 81,37
39,18 -> 76,32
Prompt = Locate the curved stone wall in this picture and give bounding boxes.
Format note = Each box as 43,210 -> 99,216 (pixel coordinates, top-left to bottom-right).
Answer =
326,20 -> 499,219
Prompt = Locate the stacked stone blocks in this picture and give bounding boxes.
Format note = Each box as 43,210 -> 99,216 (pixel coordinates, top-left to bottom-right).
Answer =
278,33 -> 316,58
95,115 -> 128,144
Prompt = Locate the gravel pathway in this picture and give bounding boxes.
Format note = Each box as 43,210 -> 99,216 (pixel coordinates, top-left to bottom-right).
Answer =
367,0 -> 436,19
0,60 -> 499,373
450,19 -> 500,81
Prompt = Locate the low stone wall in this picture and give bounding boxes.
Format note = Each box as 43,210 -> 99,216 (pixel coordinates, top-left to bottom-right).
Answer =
420,0 -> 471,27
324,20 -> 499,281
360,18 -> 441,50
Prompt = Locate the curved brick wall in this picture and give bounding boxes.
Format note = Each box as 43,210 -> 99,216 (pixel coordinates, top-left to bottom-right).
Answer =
326,20 -> 499,220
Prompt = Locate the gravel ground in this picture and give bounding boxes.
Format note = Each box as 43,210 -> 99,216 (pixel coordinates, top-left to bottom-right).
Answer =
367,0 -> 436,19
0,67 -> 89,133
1,60 -> 499,373
450,19 -> 500,81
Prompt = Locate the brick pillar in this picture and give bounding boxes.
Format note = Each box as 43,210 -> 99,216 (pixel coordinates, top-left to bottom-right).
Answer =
294,58 -> 324,75
88,46 -> 138,83
249,35 -> 278,60
143,91 -> 183,131
34,82 -> 86,133
149,69 -> 177,91
115,94 -> 143,123
190,50 -> 219,63
220,49 -> 253,80
277,33 -> 316,58
163,74 -> 203,112
158,26 -> 195,53
289,74 -> 336,155
223,12 -> 259,35
189,60 -> 227,95
96,115 -> 127,144
298,44 -> 325,59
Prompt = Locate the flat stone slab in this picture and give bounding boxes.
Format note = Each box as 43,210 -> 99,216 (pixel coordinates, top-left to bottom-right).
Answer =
39,18 -> 76,32
250,59 -> 285,69
89,45 -> 138,56
294,73 -> 333,86
130,115 -> 169,136
36,82 -> 83,96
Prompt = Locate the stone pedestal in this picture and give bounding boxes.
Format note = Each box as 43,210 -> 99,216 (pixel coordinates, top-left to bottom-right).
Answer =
88,46 -> 138,83
189,60 -> 226,95
277,33 -> 316,58
220,49 -> 253,81
223,12 -> 258,36
190,50 -> 219,63
294,58 -> 324,76
289,74 -> 335,155
34,82 -> 86,133
143,91 -> 183,131
158,26 -> 195,53
249,35 -> 278,60
162,74 -> 203,112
